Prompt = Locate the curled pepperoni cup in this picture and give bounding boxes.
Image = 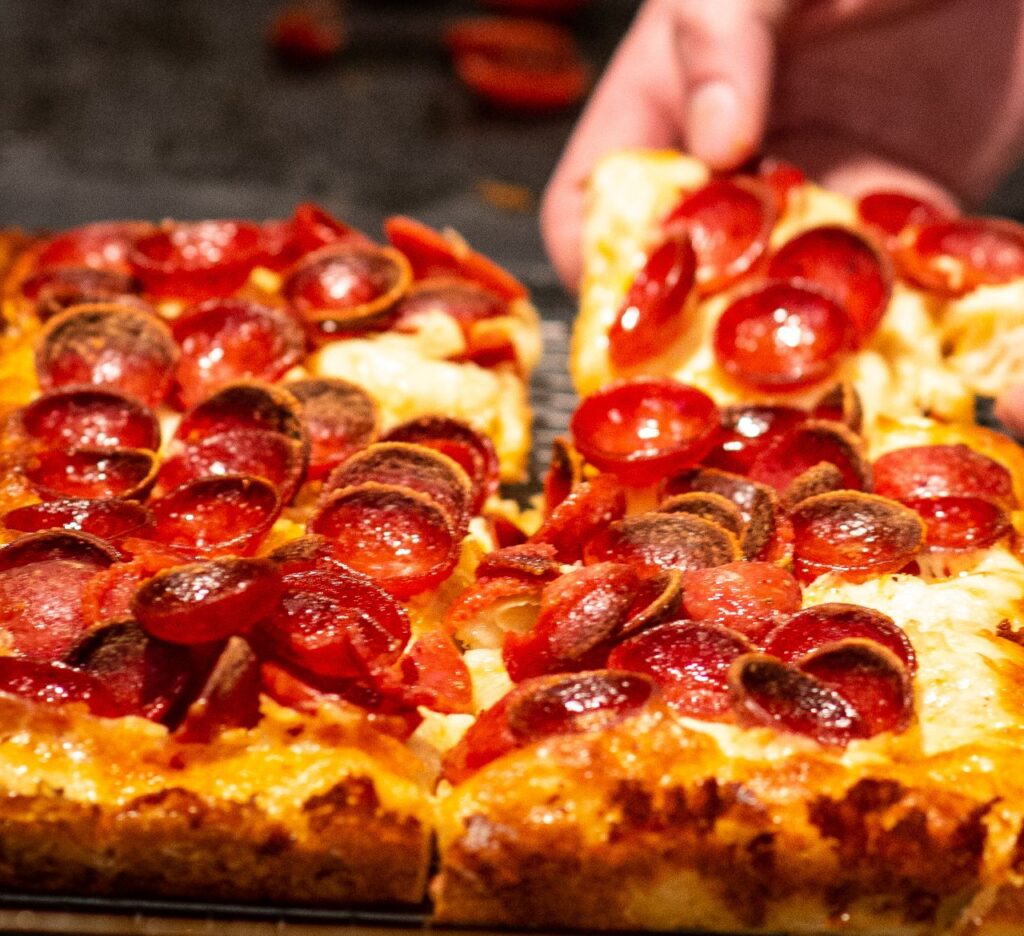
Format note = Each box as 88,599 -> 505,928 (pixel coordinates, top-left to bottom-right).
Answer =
704,403 -> 806,475
811,381 -> 863,432
175,637 -> 262,743
133,558 -> 283,646
799,640 -> 914,738
763,603 -> 916,674
659,491 -> 745,537
323,442 -> 474,533
384,216 -> 528,302
20,386 -> 161,451
383,415 -> 500,512
268,533 -> 353,576
148,475 -> 282,558
767,226 -> 892,342
531,473 -> 626,563
64,620 -> 191,723
713,281 -> 855,391
171,299 -> 306,410
608,231 -> 697,371
542,437 -> 585,516
905,496 -> 1012,552
3,498 -> 154,542
584,514 -> 740,576
20,268 -> 143,322
662,177 -> 776,294
255,566 -> 410,679
26,448 -> 158,501
392,277 -> 508,329
782,462 -> 847,510
872,444 -> 1015,507
571,379 -> 720,487
505,670 -> 656,742
0,658 -> 123,717
680,562 -> 802,640
34,221 -> 154,274
790,492 -> 924,583
897,217 -> 1024,295
260,203 -> 371,271
159,429 -> 307,505
308,483 -> 460,598
129,220 -> 263,300
0,529 -> 121,571
176,381 -> 306,445
477,543 -> 561,581
283,244 -> 412,327
748,420 -> 871,494
857,191 -> 949,241
36,305 -> 178,409
287,378 -> 380,481
609,621 -> 753,719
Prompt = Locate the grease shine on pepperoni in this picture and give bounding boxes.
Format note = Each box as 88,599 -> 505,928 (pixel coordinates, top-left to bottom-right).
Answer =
130,220 -> 263,300
714,281 -> 855,391
608,231 -> 697,370
175,636 -> 262,742
872,444 -> 1015,506
34,221 -> 153,274
531,473 -> 626,563
905,495 -> 1012,552
747,421 -> 870,494
261,203 -> 370,271
36,306 -> 178,409
0,658 -> 122,717
176,381 -> 305,445
20,386 -> 160,451
392,277 -> 508,333
20,268 -> 143,322
26,448 -> 158,501
857,191 -> 948,240
703,404 -> 806,475
3,498 -> 153,542
609,620 -> 753,718
571,379 -> 719,487
662,178 -> 775,294
767,226 -> 892,342
171,299 -> 306,410
898,218 -> 1024,295
288,378 -> 380,481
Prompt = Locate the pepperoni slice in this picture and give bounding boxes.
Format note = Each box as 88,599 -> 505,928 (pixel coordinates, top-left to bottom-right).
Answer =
80,548 -> 182,627
175,636 -> 262,742
383,415 -> 500,513
584,514 -> 739,576
323,442 -> 473,533
790,492 -> 924,582
571,379 -> 720,487
287,378 -> 379,481
542,437 -> 584,516
385,630 -> 473,715
811,381 -> 863,432
392,277 -> 508,331
134,557 -> 282,646
755,159 -> 806,213
703,404 -> 806,475
763,603 -> 916,673
681,561 -> 802,642
662,178 -> 776,294
148,475 -> 282,558
308,483 -> 459,598
748,421 -> 871,494
0,658 -> 122,717
488,512 -> 529,548
767,226 -> 892,342
872,444 -> 1015,507
657,491 -> 745,537
441,691 -> 519,784
255,564 -> 409,679
36,305 -> 178,408
384,216 -> 528,302
714,281 -> 854,391
176,381 -> 305,445
608,620 -> 753,718
34,221 -> 153,274
905,496 -> 1012,552
19,386 -> 160,451
782,462 -> 847,510
502,563 -> 643,681
897,218 -> 1024,295
443,573 -> 544,640
799,640 -> 914,738
857,191 -> 949,241
130,220 -> 263,300
159,428 -> 307,505
282,243 -> 412,329
531,473 -> 626,563
26,447 -> 158,501
20,268 -> 143,322
477,542 -> 561,581
3,498 -> 153,541
729,654 -> 866,746
170,299 -> 306,410
0,529 -> 121,570
260,203 -> 371,271
268,533 -> 353,576
608,231 -> 697,370
65,620 -> 191,722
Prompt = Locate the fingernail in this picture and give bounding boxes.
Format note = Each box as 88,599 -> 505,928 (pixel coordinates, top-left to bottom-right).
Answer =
687,81 -> 743,169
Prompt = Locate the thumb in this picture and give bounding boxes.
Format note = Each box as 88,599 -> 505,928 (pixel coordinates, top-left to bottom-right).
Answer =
995,384 -> 1024,438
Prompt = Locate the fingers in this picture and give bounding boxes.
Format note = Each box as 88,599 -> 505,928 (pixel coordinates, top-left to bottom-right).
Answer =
542,0 -> 788,291
995,385 -> 1024,438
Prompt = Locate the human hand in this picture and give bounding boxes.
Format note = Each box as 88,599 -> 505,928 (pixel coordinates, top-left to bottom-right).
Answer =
541,0 -> 1024,429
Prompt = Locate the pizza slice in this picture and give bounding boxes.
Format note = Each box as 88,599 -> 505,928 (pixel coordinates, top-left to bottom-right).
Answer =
573,149 -> 1024,434
432,378 -> 1024,935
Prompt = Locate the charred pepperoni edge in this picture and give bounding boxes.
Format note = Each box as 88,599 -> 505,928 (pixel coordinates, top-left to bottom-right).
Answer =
812,382 -> 864,433
0,529 -> 122,571
543,437 -> 585,516
658,491 -> 745,537
782,462 -> 847,511
2,498 -> 154,541
18,385 -> 161,452
615,569 -> 683,640
530,473 -> 626,564
286,377 -> 381,478
267,533 -> 352,574
477,542 -> 561,580
26,447 -> 159,502
176,380 -> 307,446
584,513 -> 741,573
750,420 -> 873,493
174,636 -> 262,742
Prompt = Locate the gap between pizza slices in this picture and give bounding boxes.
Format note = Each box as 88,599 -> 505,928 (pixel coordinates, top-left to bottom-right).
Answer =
1,157 -> 1024,935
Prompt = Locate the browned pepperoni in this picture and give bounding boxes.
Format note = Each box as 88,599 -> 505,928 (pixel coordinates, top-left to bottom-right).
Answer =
175,637 -> 263,742
531,473 -> 626,563
176,381 -> 306,446
542,437 -> 585,517
748,421 -> 871,493
20,268 -> 143,321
